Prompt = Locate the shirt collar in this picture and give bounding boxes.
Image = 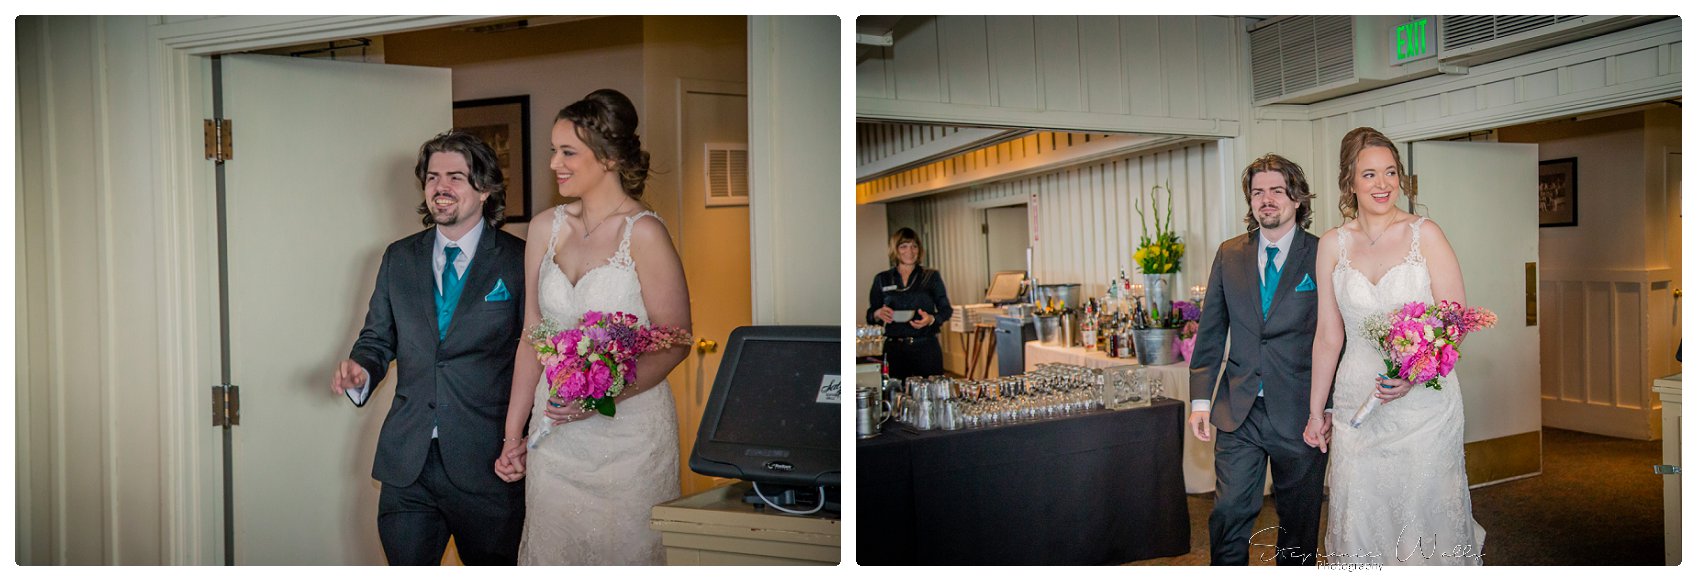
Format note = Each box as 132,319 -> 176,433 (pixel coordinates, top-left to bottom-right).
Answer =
1258,226 -> 1297,255
434,219 -> 485,262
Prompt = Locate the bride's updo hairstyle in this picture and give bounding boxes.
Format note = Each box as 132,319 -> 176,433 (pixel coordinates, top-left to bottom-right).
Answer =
556,88 -> 652,199
1336,126 -> 1412,221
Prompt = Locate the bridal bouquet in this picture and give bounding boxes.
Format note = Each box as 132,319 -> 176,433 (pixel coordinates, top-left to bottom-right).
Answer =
1349,300 -> 1497,428
525,311 -> 691,448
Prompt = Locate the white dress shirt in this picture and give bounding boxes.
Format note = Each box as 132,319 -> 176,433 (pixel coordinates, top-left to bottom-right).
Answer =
347,220 -> 486,442
1193,225 -> 1296,414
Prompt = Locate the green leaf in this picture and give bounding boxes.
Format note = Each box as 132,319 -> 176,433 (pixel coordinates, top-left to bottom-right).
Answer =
594,396 -> 617,417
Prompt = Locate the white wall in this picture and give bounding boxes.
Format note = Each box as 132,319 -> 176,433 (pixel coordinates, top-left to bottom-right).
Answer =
750,16 -> 841,325
858,15 -> 1245,136
16,15 -> 186,564
856,203 -> 892,321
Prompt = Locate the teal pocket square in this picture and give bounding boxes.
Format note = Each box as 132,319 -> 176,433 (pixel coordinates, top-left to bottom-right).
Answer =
1295,274 -> 1316,292
485,279 -> 511,302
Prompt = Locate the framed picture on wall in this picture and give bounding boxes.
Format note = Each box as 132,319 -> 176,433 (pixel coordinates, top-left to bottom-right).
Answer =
453,95 -> 533,223
1537,157 -> 1578,227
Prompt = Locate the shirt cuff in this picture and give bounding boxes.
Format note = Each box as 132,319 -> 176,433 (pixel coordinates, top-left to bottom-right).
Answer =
1191,399 -> 1210,413
346,374 -> 372,407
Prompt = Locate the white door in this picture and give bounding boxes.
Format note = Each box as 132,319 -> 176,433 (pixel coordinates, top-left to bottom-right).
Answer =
221,54 -> 450,564
985,204 -> 1030,289
1410,141 -> 1541,446
668,80 -> 753,497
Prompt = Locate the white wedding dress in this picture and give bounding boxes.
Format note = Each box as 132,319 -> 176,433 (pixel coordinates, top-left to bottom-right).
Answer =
517,206 -> 680,565
1326,217 -> 1485,565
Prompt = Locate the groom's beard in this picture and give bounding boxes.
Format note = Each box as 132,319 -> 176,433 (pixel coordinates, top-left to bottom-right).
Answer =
1257,209 -> 1284,229
431,194 -> 464,226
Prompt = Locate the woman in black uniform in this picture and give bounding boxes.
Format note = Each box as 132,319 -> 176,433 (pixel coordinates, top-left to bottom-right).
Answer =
866,228 -> 953,380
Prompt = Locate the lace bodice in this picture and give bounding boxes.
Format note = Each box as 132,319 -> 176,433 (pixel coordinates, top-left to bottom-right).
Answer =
1334,216 -> 1433,346
537,205 -> 659,326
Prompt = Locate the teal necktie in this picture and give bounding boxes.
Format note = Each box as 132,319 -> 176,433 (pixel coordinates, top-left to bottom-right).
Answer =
1261,245 -> 1281,319
436,245 -> 466,340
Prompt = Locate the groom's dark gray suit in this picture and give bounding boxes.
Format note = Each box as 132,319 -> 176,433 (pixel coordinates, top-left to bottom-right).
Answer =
347,223 -> 527,565
1188,228 -> 1327,566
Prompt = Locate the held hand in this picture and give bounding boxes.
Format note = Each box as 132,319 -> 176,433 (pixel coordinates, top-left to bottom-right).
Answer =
1303,416 -> 1329,453
874,306 -> 896,324
1188,410 -> 1212,442
494,439 -> 527,483
1374,375 -> 1415,405
543,396 -> 599,424
908,309 -> 934,329
330,359 -> 367,395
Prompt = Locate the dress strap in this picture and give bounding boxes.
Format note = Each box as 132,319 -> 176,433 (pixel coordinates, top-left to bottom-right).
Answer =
1407,216 -> 1429,264
612,210 -> 661,269
1336,227 -> 1353,269
544,205 -> 566,262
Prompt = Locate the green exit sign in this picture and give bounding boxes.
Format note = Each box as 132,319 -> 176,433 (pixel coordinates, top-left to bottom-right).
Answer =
1391,17 -> 1435,64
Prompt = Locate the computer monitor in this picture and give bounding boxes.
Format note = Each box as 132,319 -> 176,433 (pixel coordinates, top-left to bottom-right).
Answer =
985,270 -> 1026,303
689,325 -> 840,487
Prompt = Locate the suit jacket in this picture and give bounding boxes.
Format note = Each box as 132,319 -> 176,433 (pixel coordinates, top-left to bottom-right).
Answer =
349,225 -> 527,493
1187,228 -> 1321,441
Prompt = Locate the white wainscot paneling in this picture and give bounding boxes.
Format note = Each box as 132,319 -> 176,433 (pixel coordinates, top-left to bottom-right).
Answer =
1539,271 -> 1670,440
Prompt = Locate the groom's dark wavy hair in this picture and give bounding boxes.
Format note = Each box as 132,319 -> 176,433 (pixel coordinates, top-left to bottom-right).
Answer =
1239,153 -> 1315,232
413,130 -> 507,228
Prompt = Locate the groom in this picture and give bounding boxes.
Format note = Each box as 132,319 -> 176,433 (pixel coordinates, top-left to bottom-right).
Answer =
1187,153 -> 1328,566
330,131 -> 528,565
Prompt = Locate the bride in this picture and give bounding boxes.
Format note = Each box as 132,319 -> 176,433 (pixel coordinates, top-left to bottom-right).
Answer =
1303,127 -> 1485,565
494,88 -> 691,565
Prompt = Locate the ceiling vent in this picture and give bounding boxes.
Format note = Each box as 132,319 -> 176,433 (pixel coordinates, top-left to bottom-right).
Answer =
1249,15 -> 1666,105
1437,15 -> 1666,67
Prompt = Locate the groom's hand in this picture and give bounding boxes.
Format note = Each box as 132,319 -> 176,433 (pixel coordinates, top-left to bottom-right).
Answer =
330,359 -> 367,395
1188,410 -> 1212,441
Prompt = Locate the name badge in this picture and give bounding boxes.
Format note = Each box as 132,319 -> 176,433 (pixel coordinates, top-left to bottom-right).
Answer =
882,285 -> 898,292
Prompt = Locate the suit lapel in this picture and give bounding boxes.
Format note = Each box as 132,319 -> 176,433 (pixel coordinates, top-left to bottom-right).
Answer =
443,228 -> 500,341
1236,235 -> 1264,336
1264,230 -> 1311,322
413,231 -> 440,337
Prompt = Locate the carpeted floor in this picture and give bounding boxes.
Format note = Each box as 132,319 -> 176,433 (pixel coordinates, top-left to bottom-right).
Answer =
1127,428 -> 1668,566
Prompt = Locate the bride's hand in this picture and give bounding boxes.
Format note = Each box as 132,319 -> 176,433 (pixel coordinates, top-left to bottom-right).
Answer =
1374,375 -> 1415,404
1303,416 -> 1329,452
543,396 -> 597,424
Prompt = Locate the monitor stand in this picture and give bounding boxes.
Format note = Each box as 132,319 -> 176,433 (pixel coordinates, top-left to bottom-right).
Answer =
742,482 -> 841,516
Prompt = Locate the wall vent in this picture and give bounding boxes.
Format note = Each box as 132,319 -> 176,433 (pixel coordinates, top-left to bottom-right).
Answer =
705,143 -> 749,206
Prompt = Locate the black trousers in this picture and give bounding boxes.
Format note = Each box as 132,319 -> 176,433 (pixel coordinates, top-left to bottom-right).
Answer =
1209,396 -> 1327,566
377,439 -> 524,565
885,335 -> 944,380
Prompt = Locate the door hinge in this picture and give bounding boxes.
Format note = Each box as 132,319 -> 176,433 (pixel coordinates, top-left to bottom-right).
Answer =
1654,464 -> 1681,475
203,118 -> 234,163
212,383 -> 241,427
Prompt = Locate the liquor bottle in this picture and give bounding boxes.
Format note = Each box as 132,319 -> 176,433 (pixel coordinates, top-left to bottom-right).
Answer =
1080,299 -> 1097,349
1116,319 -> 1134,358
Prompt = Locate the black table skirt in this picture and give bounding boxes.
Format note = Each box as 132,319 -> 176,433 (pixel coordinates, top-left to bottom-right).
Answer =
857,398 -> 1190,565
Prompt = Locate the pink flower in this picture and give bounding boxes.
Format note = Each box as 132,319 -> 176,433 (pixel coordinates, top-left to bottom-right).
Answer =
1400,302 -> 1429,320
584,358 -> 614,399
1436,343 -> 1459,377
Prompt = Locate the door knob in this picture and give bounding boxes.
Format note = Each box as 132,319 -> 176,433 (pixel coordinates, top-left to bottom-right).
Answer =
696,338 -> 717,354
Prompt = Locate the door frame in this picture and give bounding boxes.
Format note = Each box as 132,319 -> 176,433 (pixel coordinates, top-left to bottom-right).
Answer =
145,16 -> 502,564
